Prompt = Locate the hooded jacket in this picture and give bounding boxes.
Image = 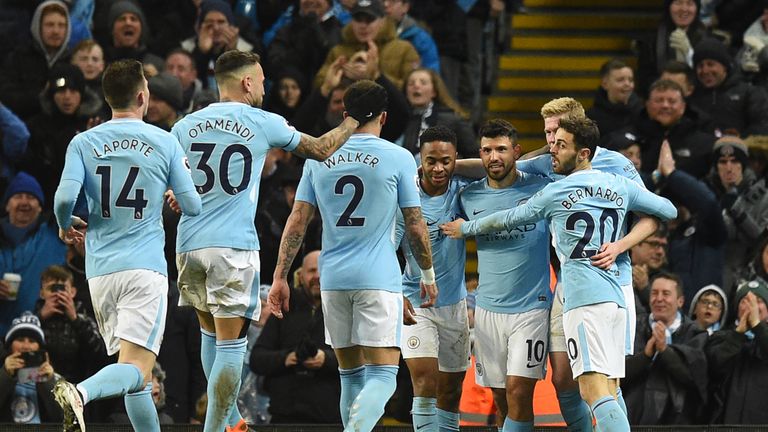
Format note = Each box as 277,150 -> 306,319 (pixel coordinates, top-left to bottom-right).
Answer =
688,284 -> 729,332
313,18 -> 421,90
0,0 -> 72,119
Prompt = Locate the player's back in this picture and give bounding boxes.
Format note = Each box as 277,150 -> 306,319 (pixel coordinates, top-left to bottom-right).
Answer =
171,102 -> 300,252
297,134 -> 420,292
68,118 -> 182,278
542,170 -> 633,311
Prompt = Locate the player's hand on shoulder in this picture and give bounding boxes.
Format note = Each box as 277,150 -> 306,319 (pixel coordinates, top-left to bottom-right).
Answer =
268,279 -> 291,319
440,218 -> 465,239
403,296 -> 417,325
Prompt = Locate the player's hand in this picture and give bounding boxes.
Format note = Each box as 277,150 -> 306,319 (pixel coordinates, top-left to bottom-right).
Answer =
591,242 -> 622,270
269,278 -> 291,318
653,322 -> 667,352
302,349 -> 326,369
59,216 -> 87,244
285,351 -> 298,367
165,190 -> 181,213
440,218 -> 466,239
420,280 -> 438,308
403,296 -> 417,325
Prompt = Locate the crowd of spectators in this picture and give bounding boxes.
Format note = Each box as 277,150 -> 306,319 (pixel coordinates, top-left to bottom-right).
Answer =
0,0 -> 767,427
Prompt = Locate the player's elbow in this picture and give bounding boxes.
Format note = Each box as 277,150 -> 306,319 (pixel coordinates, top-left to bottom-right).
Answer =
178,192 -> 202,216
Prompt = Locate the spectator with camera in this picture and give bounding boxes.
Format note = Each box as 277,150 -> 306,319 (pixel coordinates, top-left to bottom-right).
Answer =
0,312 -> 63,424
250,250 -> 341,424
33,265 -> 104,384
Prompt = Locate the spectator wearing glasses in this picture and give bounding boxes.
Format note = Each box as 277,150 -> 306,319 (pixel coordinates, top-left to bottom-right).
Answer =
631,225 -> 670,313
689,284 -> 728,334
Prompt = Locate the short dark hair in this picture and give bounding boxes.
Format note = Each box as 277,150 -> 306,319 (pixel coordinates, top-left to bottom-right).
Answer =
343,80 -> 388,123
557,117 -> 600,161
419,125 -> 457,149
40,265 -> 73,284
650,271 -> 684,298
214,50 -> 261,83
479,119 -> 518,143
167,48 -> 197,69
649,79 -> 684,98
102,59 -> 145,110
661,60 -> 695,85
599,59 -> 630,79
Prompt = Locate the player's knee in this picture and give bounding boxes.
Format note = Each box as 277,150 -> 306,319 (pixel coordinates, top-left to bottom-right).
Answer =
412,373 -> 438,395
505,383 -> 534,406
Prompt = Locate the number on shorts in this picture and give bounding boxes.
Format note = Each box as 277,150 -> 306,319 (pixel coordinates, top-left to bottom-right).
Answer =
566,209 -> 620,259
567,337 -> 579,360
96,165 -> 148,219
526,339 -> 545,363
190,142 -> 253,195
335,175 -> 365,227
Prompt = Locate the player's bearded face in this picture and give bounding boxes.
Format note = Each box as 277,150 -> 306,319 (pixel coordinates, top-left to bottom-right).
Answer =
551,129 -> 578,174
480,136 -> 516,181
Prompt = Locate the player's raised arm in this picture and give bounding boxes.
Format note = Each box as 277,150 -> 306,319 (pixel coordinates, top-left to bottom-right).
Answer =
401,206 -> 438,307
270,200 -> 316,318
441,192 -> 547,239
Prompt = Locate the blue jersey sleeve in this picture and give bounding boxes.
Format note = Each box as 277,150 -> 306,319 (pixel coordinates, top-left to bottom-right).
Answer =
461,187 -> 550,236
624,178 -> 678,221
396,156 -> 421,209
262,111 -> 301,152
168,139 -> 197,196
295,162 -> 317,206
516,154 -> 555,178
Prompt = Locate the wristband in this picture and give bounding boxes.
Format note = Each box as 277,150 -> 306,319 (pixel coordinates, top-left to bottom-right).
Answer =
421,267 -> 436,285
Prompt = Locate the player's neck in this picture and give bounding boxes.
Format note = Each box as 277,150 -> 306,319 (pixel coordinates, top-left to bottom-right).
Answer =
571,160 -> 592,174
111,108 -> 144,120
420,176 -> 449,196
487,167 -> 518,189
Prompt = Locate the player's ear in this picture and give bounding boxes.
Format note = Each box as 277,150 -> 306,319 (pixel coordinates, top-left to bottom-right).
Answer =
379,111 -> 387,126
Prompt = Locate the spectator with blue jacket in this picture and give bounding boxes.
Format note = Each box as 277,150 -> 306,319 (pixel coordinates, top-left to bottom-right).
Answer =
384,0 -> 440,73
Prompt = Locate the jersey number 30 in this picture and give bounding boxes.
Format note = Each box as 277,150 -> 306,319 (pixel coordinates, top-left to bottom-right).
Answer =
191,143 -> 253,195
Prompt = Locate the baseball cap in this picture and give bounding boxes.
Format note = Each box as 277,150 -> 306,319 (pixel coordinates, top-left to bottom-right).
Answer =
351,0 -> 385,20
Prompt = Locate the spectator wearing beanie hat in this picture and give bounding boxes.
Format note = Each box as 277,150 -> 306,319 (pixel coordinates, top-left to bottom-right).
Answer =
706,135 -> 768,292
20,63 -> 104,208
0,311 -> 63,424
102,0 -> 164,72
690,38 -> 768,136
705,278 -> 768,424
181,0 -> 256,91
0,172 -> 67,337
146,73 -> 183,131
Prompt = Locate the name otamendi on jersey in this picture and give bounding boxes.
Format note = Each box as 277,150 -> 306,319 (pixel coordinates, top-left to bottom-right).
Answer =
184,118 -> 257,141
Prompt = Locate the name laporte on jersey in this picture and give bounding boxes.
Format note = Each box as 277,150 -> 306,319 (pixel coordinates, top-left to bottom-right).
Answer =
92,138 -> 155,158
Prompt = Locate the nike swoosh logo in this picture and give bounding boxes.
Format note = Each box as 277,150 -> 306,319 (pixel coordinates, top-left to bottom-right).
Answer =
426,220 -> 438,226
473,209 -> 485,215
526,362 -> 540,368
416,423 -> 434,430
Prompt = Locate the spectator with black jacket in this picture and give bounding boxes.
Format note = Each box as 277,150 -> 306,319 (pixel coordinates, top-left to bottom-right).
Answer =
250,250 -> 341,424
705,278 -> 768,424
624,272 -> 709,425
587,59 -> 644,144
706,136 -> 768,291
33,265 -> 104,384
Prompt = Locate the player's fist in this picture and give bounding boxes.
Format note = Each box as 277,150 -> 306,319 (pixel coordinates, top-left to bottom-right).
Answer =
440,218 -> 465,239
269,279 -> 291,319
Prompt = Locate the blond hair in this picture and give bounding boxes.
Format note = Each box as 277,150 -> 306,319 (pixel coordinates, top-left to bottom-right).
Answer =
540,97 -> 585,120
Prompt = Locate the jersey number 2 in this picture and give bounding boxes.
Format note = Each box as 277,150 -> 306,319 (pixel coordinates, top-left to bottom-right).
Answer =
566,209 -> 619,259
335,175 -> 365,227
96,165 -> 148,219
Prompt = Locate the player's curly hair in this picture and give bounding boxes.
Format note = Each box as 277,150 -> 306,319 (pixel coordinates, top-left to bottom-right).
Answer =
540,97 -> 585,120
419,125 -> 457,148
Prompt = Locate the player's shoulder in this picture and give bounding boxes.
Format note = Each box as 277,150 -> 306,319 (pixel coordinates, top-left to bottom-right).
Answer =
517,170 -> 552,187
461,178 -> 488,195
593,146 -> 639,177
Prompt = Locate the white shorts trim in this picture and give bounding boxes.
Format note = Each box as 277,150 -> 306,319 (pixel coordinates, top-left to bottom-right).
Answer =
176,248 -> 262,320
549,282 -> 566,352
473,307 -> 549,388
402,299 -> 471,372
563,302 -> 626,379
321,290 -> 403,349
622,283 -> 636,355
89,270 -> 168,356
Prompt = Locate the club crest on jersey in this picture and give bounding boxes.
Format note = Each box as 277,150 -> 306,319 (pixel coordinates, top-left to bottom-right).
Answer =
407,336 -> 420,349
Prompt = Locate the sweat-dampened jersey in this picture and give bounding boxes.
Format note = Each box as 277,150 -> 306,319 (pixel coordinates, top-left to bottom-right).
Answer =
517,146 -> 644,286
461,170 -> 677,312
58,118 -> 197,278
397,176 -> 469,308
296,133 -> 421,292
459,171 -> 553,314
171,102 -> 301,252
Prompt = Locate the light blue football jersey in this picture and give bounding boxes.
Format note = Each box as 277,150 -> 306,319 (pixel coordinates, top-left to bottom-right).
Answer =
459,171 -> 553,314
461,170 -> 677,312
58,118 -> 198,278
171,102 -> 301,252
397,176 -> 470,308
296,133 -> 421,292
517,147 -> 644,286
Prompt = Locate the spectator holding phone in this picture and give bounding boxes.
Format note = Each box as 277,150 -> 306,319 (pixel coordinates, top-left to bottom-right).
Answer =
0,312 -> 63,424
34,265 -> 105,383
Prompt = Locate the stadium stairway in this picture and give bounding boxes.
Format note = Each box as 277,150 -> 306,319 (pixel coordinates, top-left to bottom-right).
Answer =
487,0 -> 663,153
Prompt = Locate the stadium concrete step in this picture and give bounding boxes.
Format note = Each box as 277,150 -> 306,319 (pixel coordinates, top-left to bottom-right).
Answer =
498,54 -> 637,71
511,12 -> 659,31
524,0 -> 662,8
510,35 -> 633,51
487,94 -> 593,113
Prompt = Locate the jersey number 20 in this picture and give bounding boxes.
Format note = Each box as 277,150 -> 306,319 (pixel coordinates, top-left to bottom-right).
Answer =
566,209 -> 619,259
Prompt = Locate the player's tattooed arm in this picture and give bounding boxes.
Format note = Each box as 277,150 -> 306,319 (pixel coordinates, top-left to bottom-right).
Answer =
294,116 -> 359,160
402,207 -> 433,270
273,200 -> 316,281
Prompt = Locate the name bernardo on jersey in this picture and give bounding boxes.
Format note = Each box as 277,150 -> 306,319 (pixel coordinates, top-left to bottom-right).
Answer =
185,118 -> 256,141
92,138 -> 154,158
323,151 -> 379,169
561,185 -> 625,209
